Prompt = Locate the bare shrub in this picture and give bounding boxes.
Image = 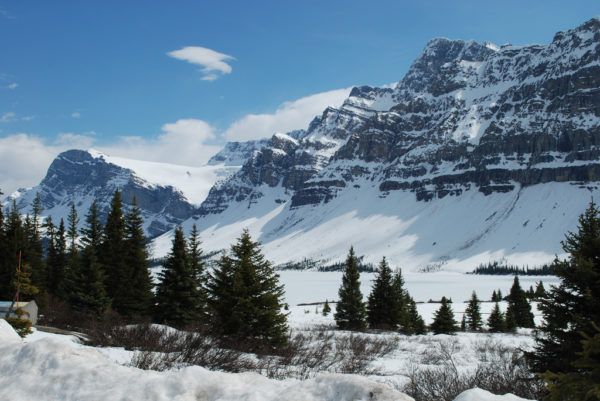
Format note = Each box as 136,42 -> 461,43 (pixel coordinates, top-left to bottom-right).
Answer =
404,338 -> 544,401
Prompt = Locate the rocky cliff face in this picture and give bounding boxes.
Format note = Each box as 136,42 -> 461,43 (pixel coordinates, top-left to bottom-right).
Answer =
199,18 -> 600,214
10,150 -> 197,238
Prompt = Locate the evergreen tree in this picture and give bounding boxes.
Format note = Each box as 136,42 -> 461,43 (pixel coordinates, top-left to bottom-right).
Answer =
334,246 -> 366,330
121,199 -> 153,317
67,203 -> 79,253
460,314 -> 466,331
543,324 -> 600,401
53,220 -> 68,300
530,201 -> 600,377
228,230 -> 288,346
430,296 -> 458,334
392,268 -> 410,331
322,299 -> 331,316
506,276 -> 535,328
0,190 -> 11,300
155,227 -> 204,328
187,224 -> 208,320
80,201 -> 103,252
27,194 -> 46,293
207,252 -> 240,334
487,302 -> 505,332
68,244 -> 110,317
464,291 -> 483,331
3,201 -> 26,300
367,257 -> 395,329
534,281 -> 546,299
504,306 -> 517,332
405,296 -> 426,335
491,290 -> 498,302
101,191 -> 128,304
497,289 -> 503,301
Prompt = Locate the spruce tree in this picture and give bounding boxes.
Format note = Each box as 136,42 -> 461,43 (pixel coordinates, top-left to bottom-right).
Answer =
465,291 -> 483,331
506,276 -> 535,328
491,290 -> 498,302
534,281 -> 546,299
460,314 -> 467,331
367,257 -> 395,329
69,244 -> 110,317
3,201 -> 26,300
530,201 -> 600,377
334,246 -> 366,330
228,229 -> 288,346
0,192 -> 11,299
543,325 -> 600,401
392,268 -> 409,331
504,306 -> 517,332
27,194 -> 46,294
101,191 -> 128,305
405,296 -> 426,335
187,224 -> 208,320
207,252 -> 240,335
121,199 -> 153,317
53,219 -> 68,300
155,227 -> 204,328
430,296 -> 458,334
322,299 -> 331,316
487,302 -> 505,332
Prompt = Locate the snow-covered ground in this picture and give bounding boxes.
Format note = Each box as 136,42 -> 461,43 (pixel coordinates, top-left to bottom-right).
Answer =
151,182 -> 594,271
280,271 -> 559,326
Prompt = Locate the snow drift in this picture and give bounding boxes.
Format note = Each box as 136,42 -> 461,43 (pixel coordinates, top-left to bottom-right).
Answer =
0,338 -> 412,401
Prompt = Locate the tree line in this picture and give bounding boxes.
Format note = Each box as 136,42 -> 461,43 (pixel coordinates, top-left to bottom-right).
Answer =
0,190 -> 288,348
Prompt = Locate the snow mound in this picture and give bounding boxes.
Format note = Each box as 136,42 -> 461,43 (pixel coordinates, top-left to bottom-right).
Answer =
0,339 -> 411,401
0,319 -> 21,343
454,388 -> 535,401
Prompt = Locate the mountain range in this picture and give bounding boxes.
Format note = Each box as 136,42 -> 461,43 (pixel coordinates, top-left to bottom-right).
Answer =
6,18 -> 600,271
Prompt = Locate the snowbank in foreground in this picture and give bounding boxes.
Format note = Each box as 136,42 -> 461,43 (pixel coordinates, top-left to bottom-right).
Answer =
0,318 -> 21,343
454,388 -> 535,401
0,338 -> 412,401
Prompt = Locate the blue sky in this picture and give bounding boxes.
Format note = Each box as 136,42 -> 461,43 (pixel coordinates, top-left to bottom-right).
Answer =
0,0 -> 598,192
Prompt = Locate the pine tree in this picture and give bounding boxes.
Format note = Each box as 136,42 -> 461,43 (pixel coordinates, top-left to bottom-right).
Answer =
543,324 -> 600,401
207,252 -> 240,335
530,201 -> 600,376
504,306 -> 517,332
3,201 -> 26,300
497,289 -> 503,301
464,291 -> 483,331
155,227 -> 204,328
67,203 -> 79,253
334,246 -> 366,331
405,297 -> 426,335
121,199 -> 153,317
53,219 -> 68,300
27,193 -> 46,293
367,257 -> 395,329
430,296 -> 458,334
392,268 -> 410,331
534,281 -> 546,299
187,224 -> 208,321
228,229 -> 288,346
322,299 -> 331,316
0,191 -> 11,300
491,290 -> 498,302
506,276 -> 535,328
101,191 -> 128,305
460,314 -> 467,331
69,244 -> 110,317
488,302 -> 505,332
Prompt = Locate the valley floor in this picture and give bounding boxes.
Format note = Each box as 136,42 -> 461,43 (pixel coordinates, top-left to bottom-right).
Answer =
0,272 -> 549,401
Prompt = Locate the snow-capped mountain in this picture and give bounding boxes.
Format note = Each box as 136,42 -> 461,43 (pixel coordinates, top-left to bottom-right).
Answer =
9,18 -> 600,270
163,18 -> 600,269
7,150 -> 238,238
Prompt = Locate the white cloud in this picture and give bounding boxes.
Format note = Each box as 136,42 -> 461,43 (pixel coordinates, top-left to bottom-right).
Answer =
0,112 -> 15,122
0,132 -> 95,195
168,46 -> 234,81
7,83 -> 17,90
97,118 -> 220,166
71,111 -> 81,119
224,87 -> 352,141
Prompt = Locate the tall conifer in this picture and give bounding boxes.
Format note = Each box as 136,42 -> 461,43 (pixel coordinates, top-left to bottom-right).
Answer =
334,247 -> 366,330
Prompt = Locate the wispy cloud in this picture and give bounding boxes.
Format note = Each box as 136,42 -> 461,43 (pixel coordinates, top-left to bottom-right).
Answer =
1,112 -> 34,123
0,8 -> 14,19
224,87 -> 353,141
7,83 -> 17,90
71,111 -> 82,119
168,46 -> 235,81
